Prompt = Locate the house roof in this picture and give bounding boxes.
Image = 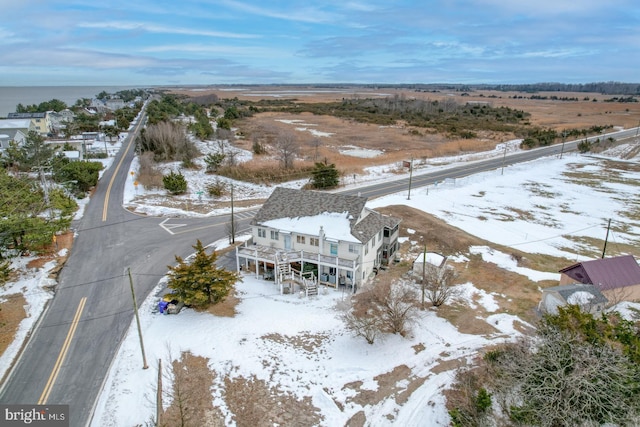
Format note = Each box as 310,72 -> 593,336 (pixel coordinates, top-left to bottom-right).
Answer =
7,112 -> 46,119
253,187 -> 366,227
351,209 -> 396,243
0,129 -> 25,141
539,283 -> 609,313
559,255 -> 640,290
542,283 -> 608,308
252,187 -> 400,243
414,252 -> 447,268
0,119 -> 32,130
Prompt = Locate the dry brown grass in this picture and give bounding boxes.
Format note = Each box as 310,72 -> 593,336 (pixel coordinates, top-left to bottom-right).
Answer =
171,87 -> 640,172
217,159 -> 315,184
137,151 -> 164,189
159,352 -> 223,427
223,374 -> 323,426
0,294 -> 27,356
374,205 -> 567,325
206,290 -> 239,317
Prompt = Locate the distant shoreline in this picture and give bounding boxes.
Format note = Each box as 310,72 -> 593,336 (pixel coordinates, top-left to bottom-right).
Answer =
0,85 -> 145,117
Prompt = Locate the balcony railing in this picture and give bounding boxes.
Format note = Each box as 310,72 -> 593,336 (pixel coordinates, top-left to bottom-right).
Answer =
237,244 -> 359,270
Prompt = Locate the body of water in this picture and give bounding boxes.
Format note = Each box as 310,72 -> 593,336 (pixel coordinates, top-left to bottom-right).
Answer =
0,86 -> 146,117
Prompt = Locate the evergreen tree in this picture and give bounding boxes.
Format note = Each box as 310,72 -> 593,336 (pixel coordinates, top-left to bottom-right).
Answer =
311,161 -> 340,189
0,167 -> 71,255
163,171 -> 188,195
21,131 -> 57,173
166,240 -> 241,308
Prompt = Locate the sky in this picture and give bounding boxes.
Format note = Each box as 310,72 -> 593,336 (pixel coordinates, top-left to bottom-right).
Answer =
1,0 -> 639,86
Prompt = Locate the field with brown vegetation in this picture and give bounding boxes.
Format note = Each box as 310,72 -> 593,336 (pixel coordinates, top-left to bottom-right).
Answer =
168,86 -> 640,179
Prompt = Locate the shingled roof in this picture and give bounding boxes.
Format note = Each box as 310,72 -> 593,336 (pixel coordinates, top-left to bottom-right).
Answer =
544,283 -> 608,305
559,255 -> 640,290
252,187 -> 400,243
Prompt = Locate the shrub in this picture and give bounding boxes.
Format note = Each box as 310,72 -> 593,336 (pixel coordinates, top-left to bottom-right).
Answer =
163,171 -> 188,195
578,139 -> 592,153
206,179 -> 226,197
137,152 -> 164,189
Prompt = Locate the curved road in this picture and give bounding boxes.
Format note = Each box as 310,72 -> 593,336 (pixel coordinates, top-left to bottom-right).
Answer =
0,122 -> 637,426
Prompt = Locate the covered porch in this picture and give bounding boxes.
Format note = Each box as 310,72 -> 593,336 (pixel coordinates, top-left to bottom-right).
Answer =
235,241 -> 360,293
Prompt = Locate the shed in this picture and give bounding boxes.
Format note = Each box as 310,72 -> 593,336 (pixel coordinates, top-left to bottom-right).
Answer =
539,283 -> 608,315
413,252 -> 447,275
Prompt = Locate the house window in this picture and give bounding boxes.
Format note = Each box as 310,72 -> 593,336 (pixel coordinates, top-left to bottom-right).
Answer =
372,236 -> 376,246
270,230 -> 279,240
378,231 -> 383,240
384,228 -> 390,237
296,235 -> 305,244
330,243 -> 338,255
258,228 -> 266,238
348,244 -> 357,253
310,237 -> 319,246
365,245 -> 369,255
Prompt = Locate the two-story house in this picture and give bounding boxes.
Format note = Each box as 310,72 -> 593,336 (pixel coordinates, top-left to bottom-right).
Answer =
235,187 -> 401,291
7,112 -> 51,135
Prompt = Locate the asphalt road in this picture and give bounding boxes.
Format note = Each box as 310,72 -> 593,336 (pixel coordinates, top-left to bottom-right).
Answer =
0,122 -> 637,426
0,111 -> 238,426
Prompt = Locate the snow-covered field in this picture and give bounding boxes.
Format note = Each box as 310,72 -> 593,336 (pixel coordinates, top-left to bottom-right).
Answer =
2,130 -> 640,426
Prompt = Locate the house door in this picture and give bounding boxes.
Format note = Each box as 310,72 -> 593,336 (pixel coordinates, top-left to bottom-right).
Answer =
284,234 -> 291,250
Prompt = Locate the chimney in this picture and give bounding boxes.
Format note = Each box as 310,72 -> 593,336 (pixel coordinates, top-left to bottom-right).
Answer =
319,226 -> 325,255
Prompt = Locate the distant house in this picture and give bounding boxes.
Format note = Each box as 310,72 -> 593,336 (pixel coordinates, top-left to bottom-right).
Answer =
0,129 -> 27,151
539,283 -> 608,315
49,109 -> 76,132
62,150 -> 82,161
236,187 -> 401,292
105,98 -> 125,111
559,255 -> 640,302
7,112 -> 51,135
0,120 -> 35,152
0,118 -> 36,135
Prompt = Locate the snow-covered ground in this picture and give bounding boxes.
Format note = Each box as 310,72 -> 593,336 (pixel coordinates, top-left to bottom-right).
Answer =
2,130 -> 640,426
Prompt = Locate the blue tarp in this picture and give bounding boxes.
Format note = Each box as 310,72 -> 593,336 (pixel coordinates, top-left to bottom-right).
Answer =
158,300 -> 169,314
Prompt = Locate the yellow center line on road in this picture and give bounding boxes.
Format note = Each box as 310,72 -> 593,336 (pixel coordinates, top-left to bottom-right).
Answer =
38,296 -> 87,405
102,118 -> 143,222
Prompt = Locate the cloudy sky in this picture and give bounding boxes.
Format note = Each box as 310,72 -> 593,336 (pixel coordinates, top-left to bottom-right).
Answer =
1,0 -> 638,86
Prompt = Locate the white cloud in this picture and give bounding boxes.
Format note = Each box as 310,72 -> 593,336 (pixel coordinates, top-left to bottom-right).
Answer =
216,0 -> 337,24
79,21 -> 259,39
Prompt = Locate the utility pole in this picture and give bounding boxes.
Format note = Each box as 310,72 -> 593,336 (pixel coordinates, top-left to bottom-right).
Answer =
230,183 -> 235,244
601,218 -> 611,259
156,358 -> 162,425
407,157 -> 413,200
128,268 -> 149,369
501,142 -> 507,175
421,244 -> 427,309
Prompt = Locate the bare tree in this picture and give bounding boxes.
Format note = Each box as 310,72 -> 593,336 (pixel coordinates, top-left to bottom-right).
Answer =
216,127 -> 233,141
342,277 -> 418,342
225,150 -> 241,167
274,131 -> 299,169
341,304 -> 384,344
308,137 -> 321,161
140,121 -> 197,163
420,263 -> 459,308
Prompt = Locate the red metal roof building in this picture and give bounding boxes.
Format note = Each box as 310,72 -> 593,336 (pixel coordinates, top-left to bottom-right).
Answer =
559,255 -> 640,302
